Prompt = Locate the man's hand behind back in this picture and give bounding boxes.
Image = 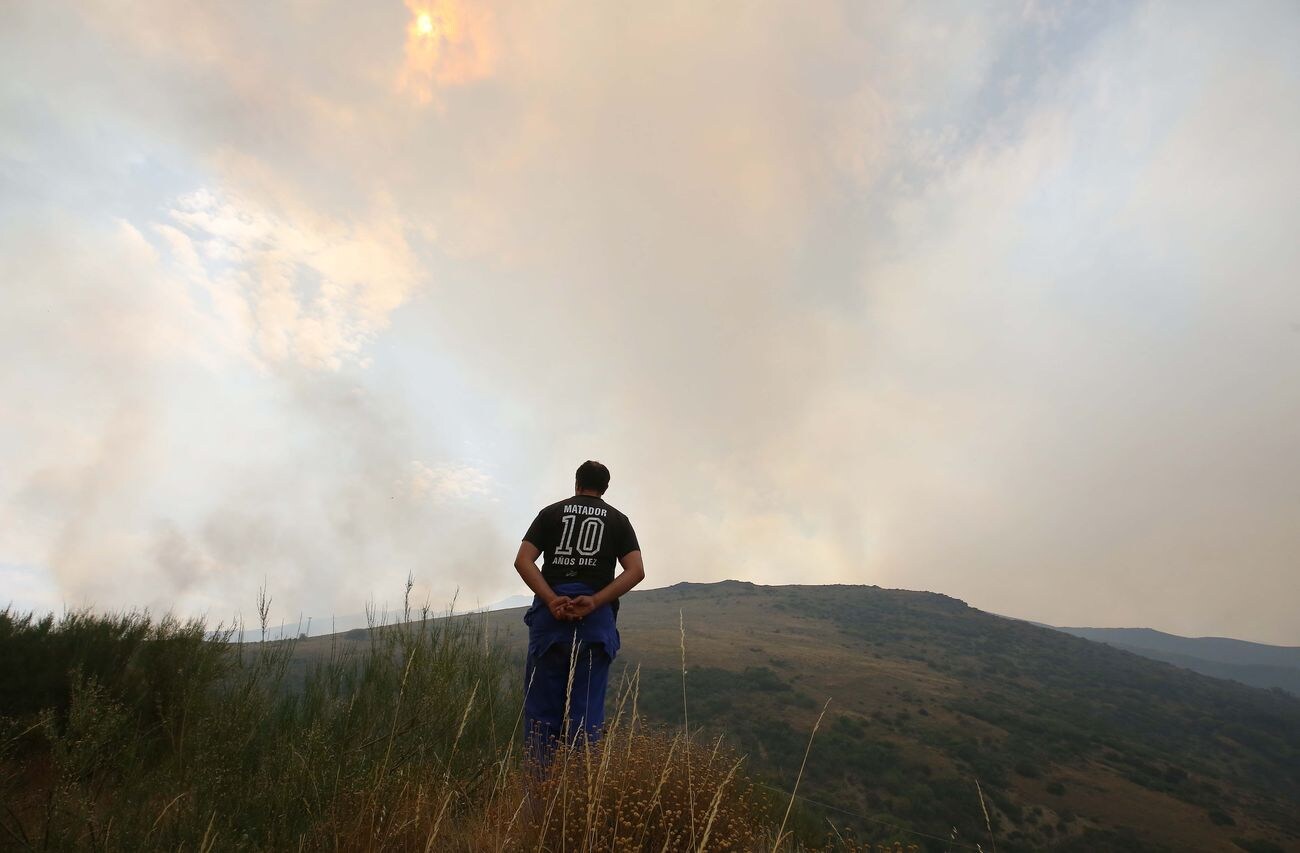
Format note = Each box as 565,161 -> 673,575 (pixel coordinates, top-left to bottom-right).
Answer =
545,594 -> 596,621
567,595 -> 597,620
547,596 -> 576,621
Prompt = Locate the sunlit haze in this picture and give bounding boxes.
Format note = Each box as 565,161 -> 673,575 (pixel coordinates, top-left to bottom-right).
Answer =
2,1 -> 1297,643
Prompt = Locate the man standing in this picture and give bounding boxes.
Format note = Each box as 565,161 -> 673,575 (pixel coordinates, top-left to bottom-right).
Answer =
513,460 -> 645,766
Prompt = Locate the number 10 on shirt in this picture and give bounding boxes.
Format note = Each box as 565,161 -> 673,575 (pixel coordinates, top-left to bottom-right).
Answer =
554,514 -> 604,557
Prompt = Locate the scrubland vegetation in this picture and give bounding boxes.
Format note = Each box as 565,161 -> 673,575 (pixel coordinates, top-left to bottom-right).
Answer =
7,582 -> 1300,851
0,599 -> 855,851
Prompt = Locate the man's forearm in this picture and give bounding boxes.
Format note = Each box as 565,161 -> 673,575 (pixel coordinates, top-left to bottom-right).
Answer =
515,558 -> 559,604
592,562 -> 645,608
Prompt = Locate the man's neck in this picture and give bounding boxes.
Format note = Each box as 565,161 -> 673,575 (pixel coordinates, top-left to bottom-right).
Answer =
574,489 -> 603,499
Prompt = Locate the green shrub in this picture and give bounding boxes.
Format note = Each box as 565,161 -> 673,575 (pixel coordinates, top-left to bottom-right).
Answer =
1013,759 -> 1042,779
0,603 -> 518,849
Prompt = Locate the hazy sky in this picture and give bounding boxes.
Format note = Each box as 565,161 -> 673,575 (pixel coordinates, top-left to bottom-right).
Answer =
2,1 -> 1298,643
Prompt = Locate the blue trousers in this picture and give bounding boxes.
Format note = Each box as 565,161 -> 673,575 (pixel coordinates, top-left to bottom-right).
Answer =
524,639 -> 611,769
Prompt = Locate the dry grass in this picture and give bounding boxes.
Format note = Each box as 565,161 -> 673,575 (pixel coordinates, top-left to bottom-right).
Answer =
258,665 -> 779,852
503,668 -> 771,852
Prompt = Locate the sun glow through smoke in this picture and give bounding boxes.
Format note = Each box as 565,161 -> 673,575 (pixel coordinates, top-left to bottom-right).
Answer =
398,0 -> 496,104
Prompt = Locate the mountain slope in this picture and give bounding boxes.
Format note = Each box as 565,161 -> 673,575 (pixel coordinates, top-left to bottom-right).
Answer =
476,581 -> 1299,852
1051,627 -> 1300,696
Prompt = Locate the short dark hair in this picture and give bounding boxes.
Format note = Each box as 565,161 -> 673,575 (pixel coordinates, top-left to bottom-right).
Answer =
575,460 -> 611,494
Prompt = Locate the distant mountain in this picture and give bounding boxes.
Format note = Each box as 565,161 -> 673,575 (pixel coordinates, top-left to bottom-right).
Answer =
485,593 -> 534,611
1051,626 -> 1300,697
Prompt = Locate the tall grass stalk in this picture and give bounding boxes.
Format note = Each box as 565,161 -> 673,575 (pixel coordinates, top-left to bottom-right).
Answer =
975,778 -> 998,853
773,698 -> 831,852
679,610 -> 698,849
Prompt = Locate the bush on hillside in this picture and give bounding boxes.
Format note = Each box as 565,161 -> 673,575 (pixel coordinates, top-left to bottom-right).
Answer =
1,602 -> 518,849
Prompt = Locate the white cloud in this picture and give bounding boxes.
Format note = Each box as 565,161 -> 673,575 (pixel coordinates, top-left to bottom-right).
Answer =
411,461 -> 495,504
2,0 -> 1298,641
153,187 -> 421,371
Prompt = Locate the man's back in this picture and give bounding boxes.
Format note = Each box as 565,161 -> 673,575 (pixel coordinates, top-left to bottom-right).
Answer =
513,461 -> 646,765
524,495 -> 639,592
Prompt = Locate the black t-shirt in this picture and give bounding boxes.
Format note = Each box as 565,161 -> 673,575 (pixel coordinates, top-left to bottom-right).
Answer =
523,495 -> 640,591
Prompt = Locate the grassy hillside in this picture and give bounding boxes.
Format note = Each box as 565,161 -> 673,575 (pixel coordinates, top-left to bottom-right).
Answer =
17,582 -> 1291,850
475,581 -> 1300,852
0,604 -> 775,851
